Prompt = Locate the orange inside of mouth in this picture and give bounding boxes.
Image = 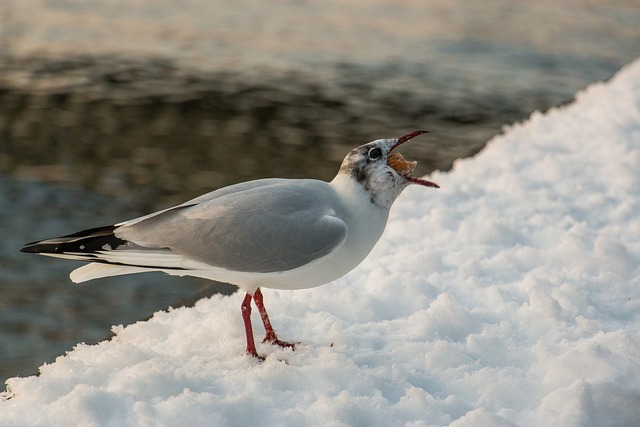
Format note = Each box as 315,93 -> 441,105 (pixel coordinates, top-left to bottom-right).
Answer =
387,153 -> 417,176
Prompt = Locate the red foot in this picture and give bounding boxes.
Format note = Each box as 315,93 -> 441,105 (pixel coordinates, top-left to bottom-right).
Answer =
241,288 -> 297,360
263,335 -> 297,349
245,348 -> 266,361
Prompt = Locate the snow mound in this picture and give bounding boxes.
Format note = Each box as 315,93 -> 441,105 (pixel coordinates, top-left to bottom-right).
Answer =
3,59 -> 640,426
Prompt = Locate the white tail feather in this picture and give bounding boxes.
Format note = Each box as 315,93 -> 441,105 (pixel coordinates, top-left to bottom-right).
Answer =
70,263 -> 156,283
93,249 -> 187,269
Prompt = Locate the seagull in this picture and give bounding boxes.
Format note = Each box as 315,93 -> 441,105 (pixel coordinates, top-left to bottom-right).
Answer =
21,130 -> 439,359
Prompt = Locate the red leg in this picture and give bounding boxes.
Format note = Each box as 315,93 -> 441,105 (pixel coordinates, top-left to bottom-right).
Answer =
253,288 -> 296,349
241,292 -> 263,359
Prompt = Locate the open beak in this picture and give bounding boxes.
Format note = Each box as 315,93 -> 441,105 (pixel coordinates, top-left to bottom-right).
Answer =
387,130 -> 439,188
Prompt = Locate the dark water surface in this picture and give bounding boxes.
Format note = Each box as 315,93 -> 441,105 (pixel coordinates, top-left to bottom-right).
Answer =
1,0 -> 639,382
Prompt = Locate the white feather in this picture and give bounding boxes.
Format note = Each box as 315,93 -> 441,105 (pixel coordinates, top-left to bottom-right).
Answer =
92,249 -> 202,269
70,263 -> 153,283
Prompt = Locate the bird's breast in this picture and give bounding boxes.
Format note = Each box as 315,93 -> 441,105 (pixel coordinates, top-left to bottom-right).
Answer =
256,197 -> 389,291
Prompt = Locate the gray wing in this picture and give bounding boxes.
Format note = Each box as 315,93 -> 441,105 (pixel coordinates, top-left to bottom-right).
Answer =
120,178 -> 288,227
116,180 -> 348,273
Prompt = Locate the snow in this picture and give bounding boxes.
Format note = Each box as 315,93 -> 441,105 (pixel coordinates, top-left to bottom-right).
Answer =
2,59 -> 640,426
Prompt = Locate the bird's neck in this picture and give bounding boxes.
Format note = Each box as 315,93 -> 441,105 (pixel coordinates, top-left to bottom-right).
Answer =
330,173 -> 391,260
331,172 -> 406,211
331,173 -> 387,211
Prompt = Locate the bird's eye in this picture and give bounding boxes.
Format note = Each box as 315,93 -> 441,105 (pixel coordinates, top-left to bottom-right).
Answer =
368,147 -> 382,160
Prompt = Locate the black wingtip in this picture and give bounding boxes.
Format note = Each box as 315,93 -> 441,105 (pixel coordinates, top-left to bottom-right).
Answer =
20,241 -> 62,254
20,244 -> 36,253
20,242 -> 55,253
19,225 -> 123,255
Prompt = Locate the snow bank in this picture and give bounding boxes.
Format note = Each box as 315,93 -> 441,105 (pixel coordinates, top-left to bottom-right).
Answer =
3,59 -> 640,426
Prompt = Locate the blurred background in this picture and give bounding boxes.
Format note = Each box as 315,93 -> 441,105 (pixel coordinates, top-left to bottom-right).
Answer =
1,0 -> 639,382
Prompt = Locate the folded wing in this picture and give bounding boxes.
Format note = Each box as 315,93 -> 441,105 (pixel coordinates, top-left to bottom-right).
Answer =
21,179 -> 348,281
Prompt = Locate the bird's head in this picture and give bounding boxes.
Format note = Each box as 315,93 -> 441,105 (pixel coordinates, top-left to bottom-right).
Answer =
337,130 -> 439,208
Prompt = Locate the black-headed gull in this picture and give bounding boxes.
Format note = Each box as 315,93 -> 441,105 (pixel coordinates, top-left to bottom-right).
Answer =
21,131 -> 439,358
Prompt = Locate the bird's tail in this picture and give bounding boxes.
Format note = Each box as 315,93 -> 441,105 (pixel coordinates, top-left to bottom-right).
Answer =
20,225 -> 144,283
21,225 -> 192,283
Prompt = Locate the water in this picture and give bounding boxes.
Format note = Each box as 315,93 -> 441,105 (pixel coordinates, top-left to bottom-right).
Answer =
0,0 -> 639,382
